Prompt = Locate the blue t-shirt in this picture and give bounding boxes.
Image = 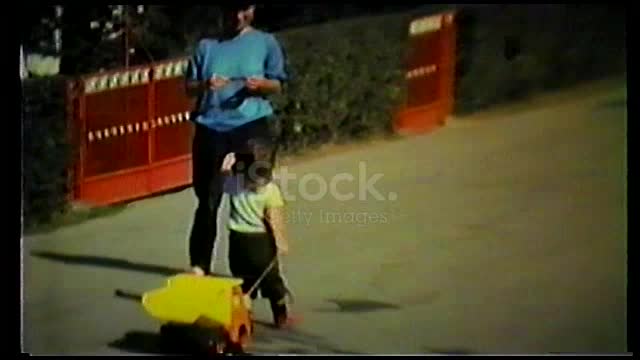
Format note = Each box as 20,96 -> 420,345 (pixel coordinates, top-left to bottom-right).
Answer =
186,30 -> 288,132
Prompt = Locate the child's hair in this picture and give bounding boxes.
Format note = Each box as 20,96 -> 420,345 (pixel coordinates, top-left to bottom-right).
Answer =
233,136 -> 277,192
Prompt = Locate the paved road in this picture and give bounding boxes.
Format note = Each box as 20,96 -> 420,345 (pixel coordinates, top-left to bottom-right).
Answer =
23,78 -> 627,355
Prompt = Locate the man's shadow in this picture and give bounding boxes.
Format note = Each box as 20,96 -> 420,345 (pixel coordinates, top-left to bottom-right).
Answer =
30,250 -> 185,276
30,250 -> 236,278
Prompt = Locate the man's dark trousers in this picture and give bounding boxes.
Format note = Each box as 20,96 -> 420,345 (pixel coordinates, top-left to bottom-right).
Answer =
188,117 -> 277,273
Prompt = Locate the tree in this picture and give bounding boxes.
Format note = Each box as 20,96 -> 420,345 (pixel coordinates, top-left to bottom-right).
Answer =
22,5 -> 62,55
58,5 -> 167,75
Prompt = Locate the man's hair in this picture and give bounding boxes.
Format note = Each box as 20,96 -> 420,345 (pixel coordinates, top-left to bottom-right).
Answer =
220,2 -> 255,13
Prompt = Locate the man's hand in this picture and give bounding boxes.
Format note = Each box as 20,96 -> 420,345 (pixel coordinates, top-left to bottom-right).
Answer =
246,77 -> 281,95
208,75 -> 230,90
185,75 -> 229,97
245,77 -> 265,92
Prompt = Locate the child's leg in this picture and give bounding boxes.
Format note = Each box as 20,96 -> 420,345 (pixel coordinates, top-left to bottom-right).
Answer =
229,232 -> 257,299
229,262 -> 259,299
228,230 -> 274,299
229,230 -> 291,326
259,262 -> 292,327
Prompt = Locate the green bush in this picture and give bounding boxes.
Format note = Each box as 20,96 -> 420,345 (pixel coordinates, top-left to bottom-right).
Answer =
272,13 -> 411,154
454,4 -> 626,114
22,77 -> 73,229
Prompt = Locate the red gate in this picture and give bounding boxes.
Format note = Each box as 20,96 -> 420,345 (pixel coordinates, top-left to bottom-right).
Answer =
394,11 -> 456,134
68,58 -> 196,206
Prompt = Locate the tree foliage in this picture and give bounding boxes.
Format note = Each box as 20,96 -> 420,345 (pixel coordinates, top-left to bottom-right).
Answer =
23,5 -> 421,76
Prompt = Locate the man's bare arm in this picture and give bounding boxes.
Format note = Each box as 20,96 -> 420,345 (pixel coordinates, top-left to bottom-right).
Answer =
246,78 -> 282,95
259,79 -> 282,94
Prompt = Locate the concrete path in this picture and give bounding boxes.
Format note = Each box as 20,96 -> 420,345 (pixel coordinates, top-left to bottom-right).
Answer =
23,78 -> 628,355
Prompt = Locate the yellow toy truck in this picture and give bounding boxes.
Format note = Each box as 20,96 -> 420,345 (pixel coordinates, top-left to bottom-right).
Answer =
141,274 -> 254,355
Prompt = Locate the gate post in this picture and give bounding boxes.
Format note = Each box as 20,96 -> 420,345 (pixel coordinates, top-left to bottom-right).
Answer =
147,66 -> 156,195
64,79 -> 76,205
393,10 -> 457,135
441,12 -> 457,116
66,77 -> 87,203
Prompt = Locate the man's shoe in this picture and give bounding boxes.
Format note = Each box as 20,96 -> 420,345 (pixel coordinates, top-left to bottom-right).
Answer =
190,266 -> 205,276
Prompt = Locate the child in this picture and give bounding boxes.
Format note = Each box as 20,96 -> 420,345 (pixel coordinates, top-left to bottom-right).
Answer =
221,137 -> 294,328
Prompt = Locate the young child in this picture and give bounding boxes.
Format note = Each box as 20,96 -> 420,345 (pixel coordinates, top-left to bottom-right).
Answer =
221,137 -> 294,328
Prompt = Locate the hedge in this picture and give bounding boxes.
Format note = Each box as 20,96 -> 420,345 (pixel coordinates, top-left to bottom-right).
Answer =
271,12 -> 411,153
453,4 -> 626,114
22,5 -> 626,229
22,76 -> 73,229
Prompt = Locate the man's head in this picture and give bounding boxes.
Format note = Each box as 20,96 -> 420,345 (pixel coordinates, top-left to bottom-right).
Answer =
220,3 -> 256,34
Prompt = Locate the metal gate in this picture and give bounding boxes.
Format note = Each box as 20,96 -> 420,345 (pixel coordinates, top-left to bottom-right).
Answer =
394,11 -> 456,134
68,58 -> 196,206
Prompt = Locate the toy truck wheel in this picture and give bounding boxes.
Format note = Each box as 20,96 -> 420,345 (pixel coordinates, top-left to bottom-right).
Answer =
226,325 -> 250,354
239,325 -> 250,350
207,340 -> 226,356
202,330 -> 229,356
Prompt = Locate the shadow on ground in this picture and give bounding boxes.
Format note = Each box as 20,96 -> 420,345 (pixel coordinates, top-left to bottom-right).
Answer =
31,251 -> 185,276
313,299 -> 402,313
108,326 -> 471,355
109,321 -> 363,355
108,331 -> 170,355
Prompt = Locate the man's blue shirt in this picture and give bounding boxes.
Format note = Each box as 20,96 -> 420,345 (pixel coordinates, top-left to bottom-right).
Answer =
186,30 -> 288,132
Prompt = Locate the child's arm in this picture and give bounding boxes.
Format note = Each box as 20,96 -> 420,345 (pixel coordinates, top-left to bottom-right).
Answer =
264,183 -> 288,256
221,153 -> 236,175
265,206 -> 288,256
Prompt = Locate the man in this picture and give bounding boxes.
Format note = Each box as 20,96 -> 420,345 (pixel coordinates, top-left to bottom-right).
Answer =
185,3 -> 288,276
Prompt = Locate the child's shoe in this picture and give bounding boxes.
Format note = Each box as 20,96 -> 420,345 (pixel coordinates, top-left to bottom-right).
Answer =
270,298 -> 299,329
274,313 -> 301,329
